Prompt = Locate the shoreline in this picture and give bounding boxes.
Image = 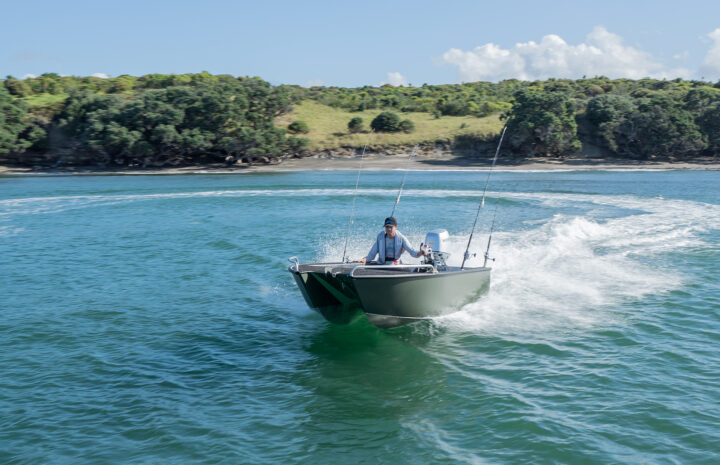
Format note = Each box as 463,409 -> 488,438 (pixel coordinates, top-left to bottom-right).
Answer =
2,153 -> 719,175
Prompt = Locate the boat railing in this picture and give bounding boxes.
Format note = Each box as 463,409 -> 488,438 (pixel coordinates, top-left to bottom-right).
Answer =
349,263 -> 436,277
287,256 -> 300,272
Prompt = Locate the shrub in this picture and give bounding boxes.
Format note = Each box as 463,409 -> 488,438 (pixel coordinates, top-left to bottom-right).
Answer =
347,117 -> 364,133
287,136 -> 309,151
370,111 -> 401,132
288,120 -> 309,134
438,99 -> 468,116
399,119 -> 415,133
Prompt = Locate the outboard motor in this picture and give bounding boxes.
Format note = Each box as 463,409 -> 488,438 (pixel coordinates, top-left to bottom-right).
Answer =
423,229 -> 451,270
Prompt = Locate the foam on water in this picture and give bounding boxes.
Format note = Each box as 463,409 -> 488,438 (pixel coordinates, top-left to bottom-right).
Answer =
436,218 -> 678,335
313,190 -> 720,337
0,189 -> 406,220
0,187 -> 641,219
0,187 -> 678,221
438,193 -> 720,335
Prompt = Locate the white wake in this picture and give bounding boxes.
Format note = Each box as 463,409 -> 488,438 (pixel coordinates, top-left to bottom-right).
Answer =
318,191 -> 719,335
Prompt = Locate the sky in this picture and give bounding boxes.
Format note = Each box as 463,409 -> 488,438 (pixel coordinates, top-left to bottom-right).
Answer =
3,0 -> 720,87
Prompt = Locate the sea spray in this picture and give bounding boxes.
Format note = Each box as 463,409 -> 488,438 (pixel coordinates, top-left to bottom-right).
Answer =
312,190 -> 720,336
437,215 -> 682,335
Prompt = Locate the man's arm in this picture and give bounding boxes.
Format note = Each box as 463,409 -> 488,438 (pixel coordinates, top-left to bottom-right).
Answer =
364,236 -> 379,262
400,234 -> 423,258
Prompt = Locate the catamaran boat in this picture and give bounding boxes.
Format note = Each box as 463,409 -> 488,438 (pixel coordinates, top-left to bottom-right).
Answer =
288,229 -> 491,328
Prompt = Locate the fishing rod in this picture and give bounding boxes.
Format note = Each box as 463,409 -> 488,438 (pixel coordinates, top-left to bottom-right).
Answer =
390,145 -> 418,218
341,129 -> 374,263
483,207 -> 498,267
460,126 -> 507,270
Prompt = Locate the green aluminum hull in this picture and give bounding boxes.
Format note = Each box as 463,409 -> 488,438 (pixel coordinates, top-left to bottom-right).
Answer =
290,267 -> 364,325
289,263 -> 491,328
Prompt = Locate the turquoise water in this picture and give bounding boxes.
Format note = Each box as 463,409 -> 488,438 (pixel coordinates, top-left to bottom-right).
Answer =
1,170 -> 719,464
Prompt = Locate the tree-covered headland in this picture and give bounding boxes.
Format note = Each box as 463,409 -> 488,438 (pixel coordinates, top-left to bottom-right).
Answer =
2,72 -> 719,168
1,73 -> 308,167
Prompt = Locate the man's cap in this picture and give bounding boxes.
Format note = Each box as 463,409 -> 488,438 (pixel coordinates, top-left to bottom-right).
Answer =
384,217 -> 397,227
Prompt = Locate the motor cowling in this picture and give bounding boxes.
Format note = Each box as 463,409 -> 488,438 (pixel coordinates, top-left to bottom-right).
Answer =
423,229 -> 450,269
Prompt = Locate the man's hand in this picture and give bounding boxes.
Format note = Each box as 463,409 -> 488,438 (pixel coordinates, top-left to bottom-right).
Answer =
354,257 -> 367,264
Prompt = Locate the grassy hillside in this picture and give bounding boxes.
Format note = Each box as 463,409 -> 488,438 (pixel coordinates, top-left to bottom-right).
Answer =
22,93 -> 69,106
276,100 -> 504,150
16,95 -> 504,152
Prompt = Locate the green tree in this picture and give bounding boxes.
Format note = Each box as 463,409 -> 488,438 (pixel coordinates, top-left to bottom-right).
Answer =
684,87 -> 720,113
25,73 -> 64,95
629,96 -> 706,158
55,78 -> 301,166
109,75 -> 137,93
399,119 -> 415,133
4,76 -> 32,97
697,103 -> 720,155
347,117 -> 364,133
506,89 -> 581,156
0,86 -> 31,154
371,111 -> 402,132
287,136 -> 309,152
288,120 -> 309,134
438,98 -> 469,116
586,94 -> 636,152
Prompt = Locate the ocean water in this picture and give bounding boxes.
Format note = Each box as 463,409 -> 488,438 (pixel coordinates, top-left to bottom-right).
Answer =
1,170 -> 719,464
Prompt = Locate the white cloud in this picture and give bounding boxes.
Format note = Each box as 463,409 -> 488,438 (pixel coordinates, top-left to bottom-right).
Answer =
442,26 -> 690,82
383,72 -> 408,86
700,28 -> 720,79
91,72 -> 109,79
22,73 -> 37,79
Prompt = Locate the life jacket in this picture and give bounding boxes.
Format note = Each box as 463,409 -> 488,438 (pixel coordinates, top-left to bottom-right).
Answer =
375,231 -> 406,263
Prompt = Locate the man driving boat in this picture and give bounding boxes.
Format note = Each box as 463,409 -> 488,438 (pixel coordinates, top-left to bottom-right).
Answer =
357,216 -> 426,265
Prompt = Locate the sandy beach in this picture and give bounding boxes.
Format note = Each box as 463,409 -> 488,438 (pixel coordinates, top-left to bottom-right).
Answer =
1,152 -> 719,175
250,153 -> 720,172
